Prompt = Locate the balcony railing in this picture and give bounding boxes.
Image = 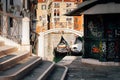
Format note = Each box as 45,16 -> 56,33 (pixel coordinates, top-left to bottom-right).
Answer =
0,11 -> 22,44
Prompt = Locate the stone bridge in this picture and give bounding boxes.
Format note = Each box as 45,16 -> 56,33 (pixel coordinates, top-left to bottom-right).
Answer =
37,28 -> 84,59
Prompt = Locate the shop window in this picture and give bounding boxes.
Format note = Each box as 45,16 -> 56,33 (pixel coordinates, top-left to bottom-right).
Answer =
115,28 -> 120,37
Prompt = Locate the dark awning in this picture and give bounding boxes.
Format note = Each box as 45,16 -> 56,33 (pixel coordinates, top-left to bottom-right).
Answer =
66,0 -> 120,16
65,0 -> 98,16
82,2 -> 120,15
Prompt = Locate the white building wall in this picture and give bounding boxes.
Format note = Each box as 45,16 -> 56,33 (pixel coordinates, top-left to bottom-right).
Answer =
0,0 -> 30,44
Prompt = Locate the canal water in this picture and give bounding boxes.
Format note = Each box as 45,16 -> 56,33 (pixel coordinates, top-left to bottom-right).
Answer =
44,33 -> 76,62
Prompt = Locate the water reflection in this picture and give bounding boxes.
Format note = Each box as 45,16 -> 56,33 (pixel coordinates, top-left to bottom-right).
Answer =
53,56 -> 65,63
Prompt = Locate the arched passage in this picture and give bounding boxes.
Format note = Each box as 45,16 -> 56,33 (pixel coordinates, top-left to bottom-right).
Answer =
37,28 -> 83,59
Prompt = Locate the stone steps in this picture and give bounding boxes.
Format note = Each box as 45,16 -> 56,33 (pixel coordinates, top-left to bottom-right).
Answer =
0,56 -> 42,80
0,41 -> 68,80
21,61 -> 55,80
0,50 -> 30,70
21,61 -> 68,80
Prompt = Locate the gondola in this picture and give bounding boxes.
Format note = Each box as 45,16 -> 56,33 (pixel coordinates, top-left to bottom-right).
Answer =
70,36 -> 83,56
54,36 -> 70,57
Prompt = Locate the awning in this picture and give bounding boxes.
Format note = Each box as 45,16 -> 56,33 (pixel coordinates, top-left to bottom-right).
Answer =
65,0 -> 98,16
82,2 -> 120,15
65,0 -> 120,16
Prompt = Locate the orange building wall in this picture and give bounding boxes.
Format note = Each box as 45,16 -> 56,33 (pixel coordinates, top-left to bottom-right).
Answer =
74,15 -> 84,31
74,0 -> 83,31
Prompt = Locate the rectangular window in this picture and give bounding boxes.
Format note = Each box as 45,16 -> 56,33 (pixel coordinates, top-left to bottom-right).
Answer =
66,9 -> 71,13
66,3 -> 71,7
54,3 -> 60,8
41,5 -> 46,10
54,18 -> 59,22
0,0 -> 2,10
10,17 -> 13,27
23,0 -> 25,8
10,0 -> 13,5
66,18 -> 72,21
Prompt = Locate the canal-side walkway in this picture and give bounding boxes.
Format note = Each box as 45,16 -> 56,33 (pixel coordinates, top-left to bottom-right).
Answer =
57,56 -> 120,80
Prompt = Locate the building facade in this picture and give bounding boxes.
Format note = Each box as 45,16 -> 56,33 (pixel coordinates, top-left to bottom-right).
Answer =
49,0 -> 76,29
36,0 -> 83,33
0,0 -> 29,36
36,0 -> 48,33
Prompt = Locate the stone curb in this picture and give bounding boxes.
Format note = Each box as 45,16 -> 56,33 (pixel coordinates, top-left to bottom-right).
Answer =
60,66 -> 68,80
81,58 -> 120,66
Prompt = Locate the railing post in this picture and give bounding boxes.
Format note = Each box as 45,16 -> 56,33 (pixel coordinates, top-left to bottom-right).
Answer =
21,17 -> 30,45
21,17 -> 30,51
37,32 -> 45,59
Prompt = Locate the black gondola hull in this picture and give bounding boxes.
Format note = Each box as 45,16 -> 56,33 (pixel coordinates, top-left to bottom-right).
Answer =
54,47 -> 70,57
70,50 -> 83,56
53,36 -> 70,57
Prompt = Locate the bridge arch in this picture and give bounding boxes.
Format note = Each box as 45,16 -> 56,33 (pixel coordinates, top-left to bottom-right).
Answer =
38,28 -> 84,59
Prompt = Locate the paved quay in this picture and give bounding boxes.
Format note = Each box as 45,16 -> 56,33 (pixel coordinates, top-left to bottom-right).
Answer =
57,56 -> 120,80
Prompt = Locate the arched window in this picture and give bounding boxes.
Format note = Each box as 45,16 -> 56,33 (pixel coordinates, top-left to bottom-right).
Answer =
54,9 -> 56,16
